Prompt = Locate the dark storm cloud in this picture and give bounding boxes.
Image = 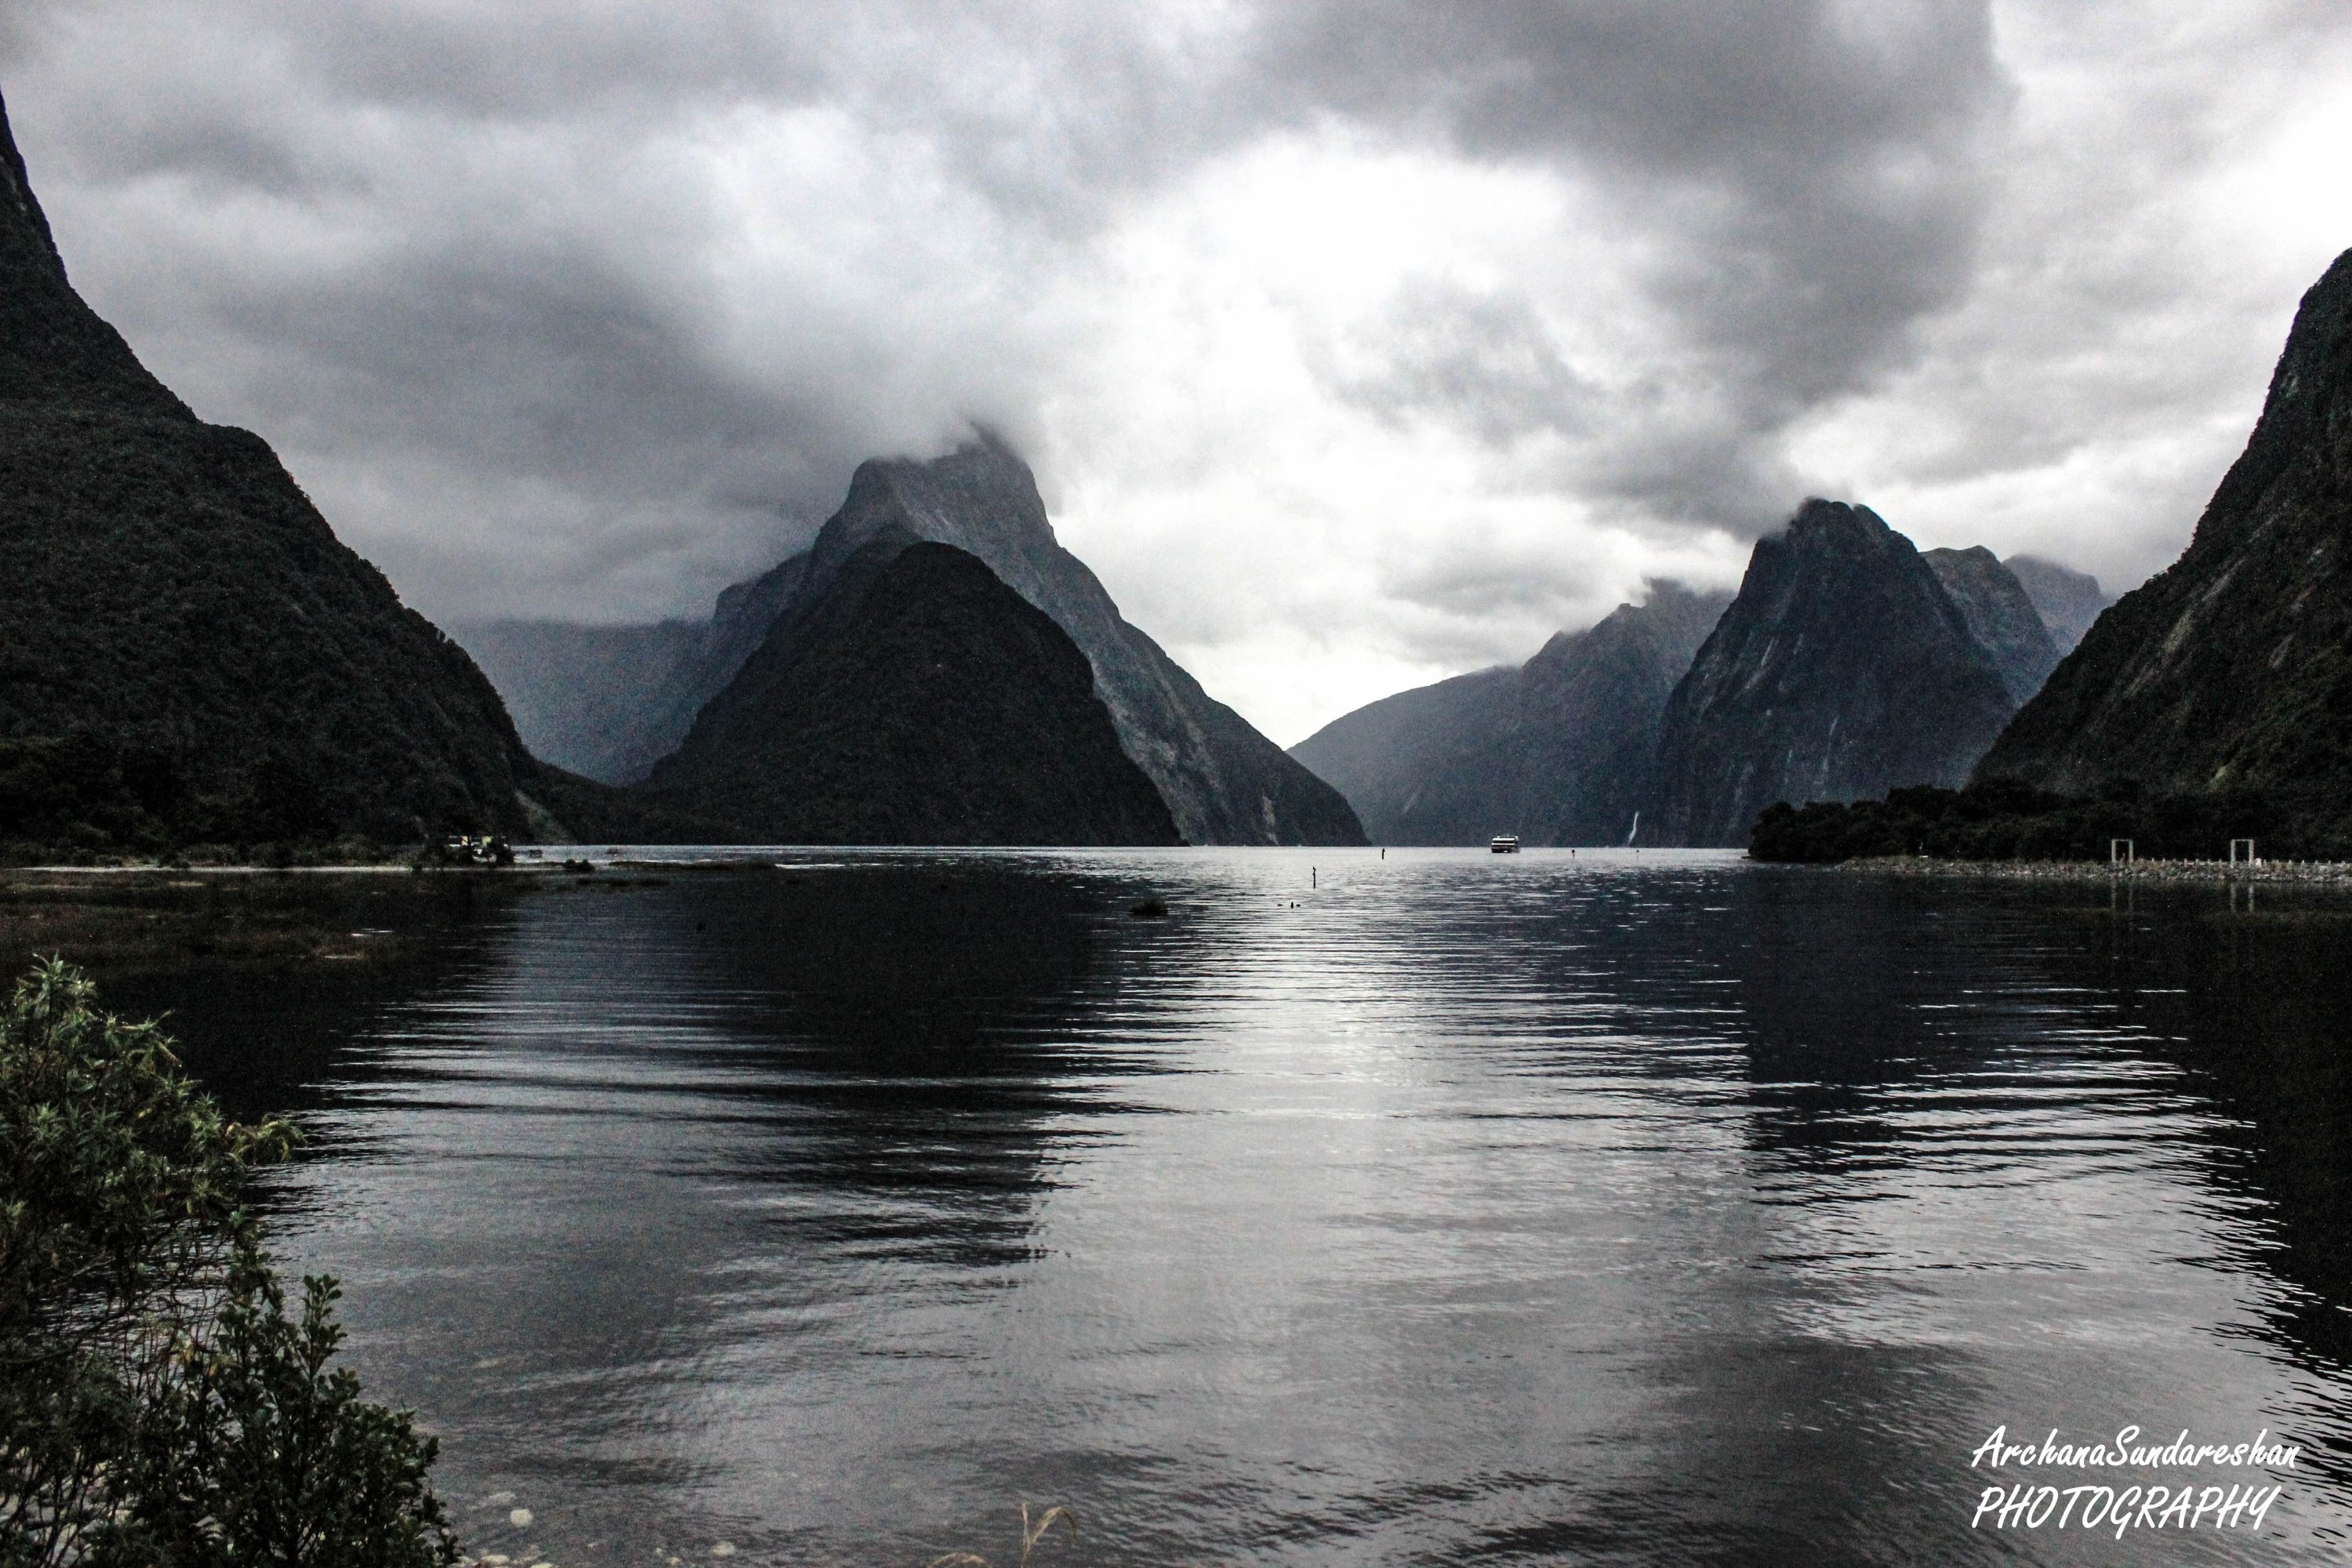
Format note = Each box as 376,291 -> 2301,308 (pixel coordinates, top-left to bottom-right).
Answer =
4,0 -> 2004,552
2,2 -> 1274,616
4,0 -> 2229,666
1319,280 -> 1596,447
1259,0 -> 2007,529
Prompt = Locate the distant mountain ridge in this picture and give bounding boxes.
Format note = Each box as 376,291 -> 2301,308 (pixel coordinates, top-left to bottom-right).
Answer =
1976,245 -> 2352,850
456,619 -> 702,786
1922,546 -> 2062,704
1290,584 -> 1730,845
0,83 -> 562,852
2001,555 -> 2114,655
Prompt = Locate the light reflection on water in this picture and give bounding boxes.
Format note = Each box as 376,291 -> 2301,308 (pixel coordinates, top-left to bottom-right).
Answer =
133,848 -> 2352,1564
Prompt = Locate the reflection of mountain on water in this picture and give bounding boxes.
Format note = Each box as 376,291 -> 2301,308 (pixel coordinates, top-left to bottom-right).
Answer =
1726,875 -> 2085,1154
88,856 -> 2352,1562
2034,898 -> 2352,1391
103,885 -> 524,1131
672,862 -> 1177,1267
136,865 -> 1195,1563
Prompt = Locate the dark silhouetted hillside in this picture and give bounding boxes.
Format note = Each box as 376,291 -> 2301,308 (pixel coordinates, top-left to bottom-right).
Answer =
0,85 -> 576,855
1977,247 -> 2352,854
1650,502 -> 2017,847
642,541 -> 1181,845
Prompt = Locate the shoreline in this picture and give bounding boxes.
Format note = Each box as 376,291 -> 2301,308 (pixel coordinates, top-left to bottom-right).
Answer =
0,863 -> 601,978
1830,855 -> 2352,887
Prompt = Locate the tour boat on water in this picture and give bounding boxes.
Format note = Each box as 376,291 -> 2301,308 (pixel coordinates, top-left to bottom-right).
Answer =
1490,834 -> 1520,854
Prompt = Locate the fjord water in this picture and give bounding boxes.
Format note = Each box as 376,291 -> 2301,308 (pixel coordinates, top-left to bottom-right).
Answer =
130,851 -> 2352,1563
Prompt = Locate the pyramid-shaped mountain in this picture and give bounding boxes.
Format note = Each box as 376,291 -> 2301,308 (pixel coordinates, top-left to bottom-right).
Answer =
1648,501 -> 2018,846
470,441 -> 1367,845
1977,246 -> 2352,849
642,539 -> 1181,844
0,85 -> 555,851
1290,584 -> 1729,844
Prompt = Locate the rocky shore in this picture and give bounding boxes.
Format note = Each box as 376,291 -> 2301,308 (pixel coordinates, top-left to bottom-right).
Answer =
1831,855 -> 2352,887
0,864 -> 594,977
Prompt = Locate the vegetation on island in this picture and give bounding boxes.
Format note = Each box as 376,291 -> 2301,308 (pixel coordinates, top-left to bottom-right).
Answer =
0,961 -> 458,1567
1747,778 -> 2299,865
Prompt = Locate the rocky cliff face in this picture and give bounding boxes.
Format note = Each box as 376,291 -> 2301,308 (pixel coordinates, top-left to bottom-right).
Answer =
1648,501 -> 2018,847
0,85 -> 557,850
2002,555 -> 2114,655
1288,583 -> 1730,844
1976,247 -> 2352,848
644,541 -> 1181,845
1922,546 -> 2061,704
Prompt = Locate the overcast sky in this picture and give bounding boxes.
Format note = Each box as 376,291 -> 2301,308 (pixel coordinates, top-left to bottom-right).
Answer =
5,1 -> 2350,743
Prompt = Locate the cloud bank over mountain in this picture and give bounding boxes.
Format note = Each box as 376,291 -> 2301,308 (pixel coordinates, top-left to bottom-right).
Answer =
4,0 -> 2348,740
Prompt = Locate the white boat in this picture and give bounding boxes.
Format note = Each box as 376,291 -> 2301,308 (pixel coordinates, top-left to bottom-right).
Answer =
1490,834 -> 1520,854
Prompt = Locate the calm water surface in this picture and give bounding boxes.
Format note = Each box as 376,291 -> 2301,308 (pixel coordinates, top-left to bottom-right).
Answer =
123,849 -> 2352,1565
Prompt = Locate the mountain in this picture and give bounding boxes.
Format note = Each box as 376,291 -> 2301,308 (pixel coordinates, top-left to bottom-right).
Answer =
453,619 -> 700,783
2002,554 -> 2114,655
1648,501 -> 2019,847
477,440 -> 1365,844
455,549 -> 821,784
1289,584 -> 1730,844
1976,247 -> 2352,848
0,85 -> 561,852
1287,666 -> 1519,844
1921,546 -> 2061,703
641,540 -> 1180,844
1515,586 -> 1733,844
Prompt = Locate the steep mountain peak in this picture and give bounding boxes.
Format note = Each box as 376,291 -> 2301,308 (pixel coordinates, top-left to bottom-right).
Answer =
815,439 -> 1060,601
0,87 -> 66,284
1649,499 -> 2016,845
809,438 -> 1362,844
2194,247 -> 2352,553
1974,246 -> 2352,844
646,539 -> 1182,846
0,85 -> 191,420
1779,498 -> 1905,560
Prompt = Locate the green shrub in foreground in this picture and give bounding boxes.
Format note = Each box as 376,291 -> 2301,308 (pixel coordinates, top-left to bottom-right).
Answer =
0,960 -> 458,1567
